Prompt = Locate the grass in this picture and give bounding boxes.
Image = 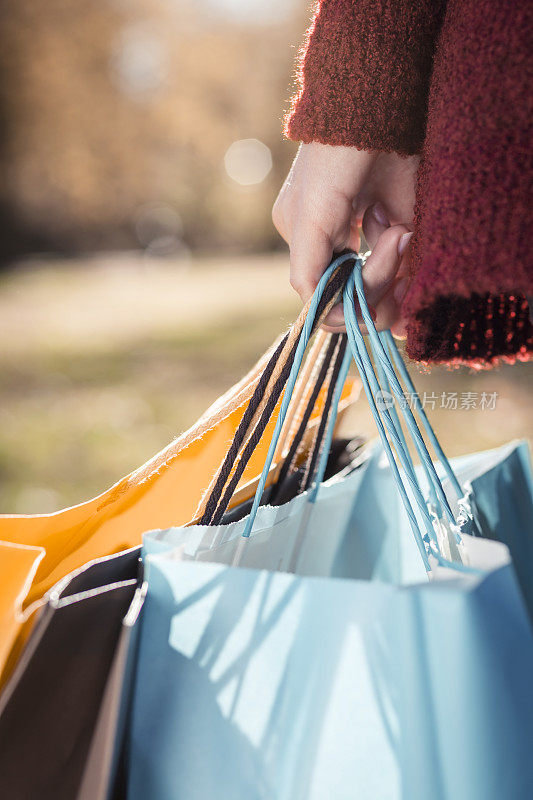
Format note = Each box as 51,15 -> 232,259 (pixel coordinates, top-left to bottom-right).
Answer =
1,251 -> 531,513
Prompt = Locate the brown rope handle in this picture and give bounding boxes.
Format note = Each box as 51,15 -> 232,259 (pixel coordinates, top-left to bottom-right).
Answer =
202,259 -> 354,526
208,300 -> 342,527
194,333 -> 289,521
268,333 -> 341,505
194,288 -> 327,522
301,334 -> 348,492
279,334 -> 347,499
298,336 -> 344,492
202,332 -> 332,521
294,335 -> 344,492
272,329 -> 331,464
196,332 -> 331,524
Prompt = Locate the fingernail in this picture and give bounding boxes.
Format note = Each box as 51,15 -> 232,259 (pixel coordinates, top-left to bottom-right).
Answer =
372,203 -> 390,228
393,277 -> 409,306
398,231 -> 413,256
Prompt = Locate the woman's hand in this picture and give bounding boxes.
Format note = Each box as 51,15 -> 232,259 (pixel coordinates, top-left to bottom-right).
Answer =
272,142 -> 419,336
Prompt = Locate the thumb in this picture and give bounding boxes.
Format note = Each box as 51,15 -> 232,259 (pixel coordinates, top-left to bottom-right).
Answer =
361,225 -> 412,309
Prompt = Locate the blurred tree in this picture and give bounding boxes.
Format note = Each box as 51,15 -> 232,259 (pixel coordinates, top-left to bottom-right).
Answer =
0,0 -> 304,261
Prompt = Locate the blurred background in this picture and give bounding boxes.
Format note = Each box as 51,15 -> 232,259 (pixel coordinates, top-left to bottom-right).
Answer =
0,0 -> 531,513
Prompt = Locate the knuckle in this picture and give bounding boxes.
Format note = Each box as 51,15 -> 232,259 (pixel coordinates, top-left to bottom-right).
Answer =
271,201 -> 282,229
289,273 -> 307,296
289,274 -> 302,293
382,224 -> 410,246
272,198 -> 289,237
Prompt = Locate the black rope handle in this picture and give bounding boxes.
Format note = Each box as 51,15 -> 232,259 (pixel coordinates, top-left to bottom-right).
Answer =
201,258 -> 355,526
287,333 -> 347,497
268,333 -> 341,505
301,334 -> 348,492
198,333 -> 289,525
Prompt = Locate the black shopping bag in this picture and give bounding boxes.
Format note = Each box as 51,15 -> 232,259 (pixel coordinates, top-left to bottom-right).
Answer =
0,546 -> 143,800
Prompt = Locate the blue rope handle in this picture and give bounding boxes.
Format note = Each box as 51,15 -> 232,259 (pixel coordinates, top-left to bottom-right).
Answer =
352,265 -> 458,524
343,272 -> 482,573
240,253 -> 357,539
380,331 -> 463,499
238,252 -> 437,570
343,273 -> 433,568
372,338 -> 441,514
346,267 -> 484,574
234,252 -> 472,574
308,345 -> 352,504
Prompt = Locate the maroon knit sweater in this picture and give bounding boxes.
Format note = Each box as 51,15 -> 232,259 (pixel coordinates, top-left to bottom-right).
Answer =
285,0 -> 533,366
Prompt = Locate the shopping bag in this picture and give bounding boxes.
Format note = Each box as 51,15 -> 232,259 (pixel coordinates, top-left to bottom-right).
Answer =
464,441 -> 533,618
77,579 -> 146,800
130,547 -> 532,800
0,541 -> 45,675
145,440 -> 531,587
0,547 -> 144,800
0,322 -> 358,686
125,254 -> 533,800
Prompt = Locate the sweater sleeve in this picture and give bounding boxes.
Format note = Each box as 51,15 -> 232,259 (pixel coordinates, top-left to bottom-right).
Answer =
285,0 -> 447,155
403,0 -> 533,366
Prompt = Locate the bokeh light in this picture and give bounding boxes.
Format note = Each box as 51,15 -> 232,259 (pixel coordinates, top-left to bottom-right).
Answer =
2,0 -> 530,515
224,139 -> 273,186
110,24 -> 168,99
203,0 -> 297,25
135,202 -> 184,256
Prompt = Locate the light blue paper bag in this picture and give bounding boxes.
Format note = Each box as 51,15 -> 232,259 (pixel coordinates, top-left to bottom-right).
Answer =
125,255 -> 533,800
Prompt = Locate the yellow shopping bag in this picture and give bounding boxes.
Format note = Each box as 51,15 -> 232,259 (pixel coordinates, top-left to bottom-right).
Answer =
0,337 -> 358,686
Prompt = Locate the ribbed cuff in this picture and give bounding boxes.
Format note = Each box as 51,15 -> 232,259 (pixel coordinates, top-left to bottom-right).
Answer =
406,293 -> 533,366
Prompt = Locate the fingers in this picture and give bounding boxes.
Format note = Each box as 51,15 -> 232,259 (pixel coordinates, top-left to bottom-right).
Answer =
353,153 -> 419,226
361,202 -> 390,249
289,221 -> 337,301
366,226 -> 412,336
272,142 -> 415,339
272,142 -> 377,304
322,224 -> 413,333
362,225 -> 411,309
